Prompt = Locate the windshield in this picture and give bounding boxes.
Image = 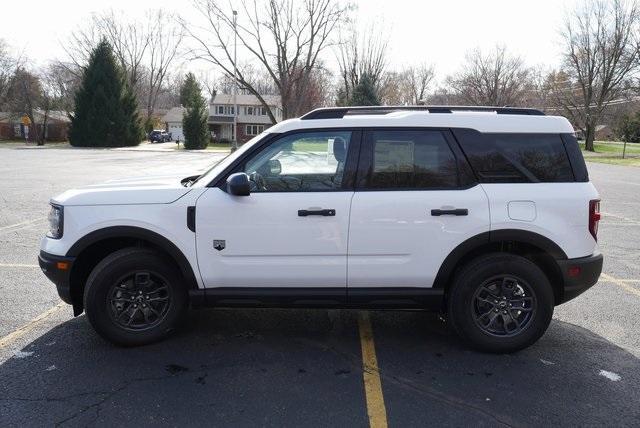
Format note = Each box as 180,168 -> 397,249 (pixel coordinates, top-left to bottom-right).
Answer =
190,132 -> 271,187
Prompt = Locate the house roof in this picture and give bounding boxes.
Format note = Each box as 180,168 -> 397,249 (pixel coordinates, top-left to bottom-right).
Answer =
163,106 -> 185,123
210,93 -> 281,107
0,110 -> 71,123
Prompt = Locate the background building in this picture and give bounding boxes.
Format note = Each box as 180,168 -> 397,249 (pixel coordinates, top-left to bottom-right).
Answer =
0,111 -> 70,142
209,94 -> 282,144
163,94 -> 282,144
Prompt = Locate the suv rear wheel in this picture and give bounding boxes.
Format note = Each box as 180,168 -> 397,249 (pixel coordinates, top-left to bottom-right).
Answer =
84,248 -> 188,346
448,253 -> 554,353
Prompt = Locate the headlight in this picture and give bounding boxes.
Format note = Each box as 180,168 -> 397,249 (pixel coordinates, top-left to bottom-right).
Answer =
47,204 -> 63,239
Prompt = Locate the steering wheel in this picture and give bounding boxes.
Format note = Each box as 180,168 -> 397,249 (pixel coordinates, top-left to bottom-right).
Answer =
249,171 -> 268,191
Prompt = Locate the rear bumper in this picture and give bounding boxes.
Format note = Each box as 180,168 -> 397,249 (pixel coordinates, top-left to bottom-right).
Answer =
556,252 -> 603,304
38,251 -> 75,305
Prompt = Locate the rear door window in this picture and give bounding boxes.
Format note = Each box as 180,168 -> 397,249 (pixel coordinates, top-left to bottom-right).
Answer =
358,130 -> 460,189
453,130 -> 575,183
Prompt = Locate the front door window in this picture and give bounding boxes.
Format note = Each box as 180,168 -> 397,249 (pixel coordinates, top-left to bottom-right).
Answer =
241,131 -> 352,192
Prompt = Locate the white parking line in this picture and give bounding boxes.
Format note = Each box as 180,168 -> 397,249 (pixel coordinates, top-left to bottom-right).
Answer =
0,263 -> 39,268
0,217 -> 46,231
601,212 -> 640,224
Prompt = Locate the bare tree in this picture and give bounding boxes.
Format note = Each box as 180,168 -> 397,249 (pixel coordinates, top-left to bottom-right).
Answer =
6,68 -> 44,144
0,39 -> 22,109
448,46 -> 531,106
185,0 -> 350,122
63,9 -> 185,123
378,71 -> 404,105
43,62 -> 81,115
64,10 -> 149,87
554,0 -> 639,151
424,87 -> 466,105
141,10 -> 185,125
336,25 -> 388,101
404,64 -> 435,104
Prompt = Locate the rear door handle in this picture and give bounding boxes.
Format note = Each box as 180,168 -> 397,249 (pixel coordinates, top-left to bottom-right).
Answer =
298,209 -> 336,217
431,208 -> 468,216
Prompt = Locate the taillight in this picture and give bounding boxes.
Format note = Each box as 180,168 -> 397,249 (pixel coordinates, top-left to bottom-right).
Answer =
589,199 -> 601,241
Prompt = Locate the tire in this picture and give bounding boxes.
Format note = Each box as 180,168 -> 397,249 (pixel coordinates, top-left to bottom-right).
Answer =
83,248 -> 188,346
447,253 -> 554,353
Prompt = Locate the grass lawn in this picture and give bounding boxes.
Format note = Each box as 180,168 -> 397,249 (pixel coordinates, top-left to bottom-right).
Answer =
580,140 -> 640,167
292,141 -> 327,152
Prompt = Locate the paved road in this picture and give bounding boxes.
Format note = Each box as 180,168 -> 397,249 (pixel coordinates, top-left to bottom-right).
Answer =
0,146 -> 639,427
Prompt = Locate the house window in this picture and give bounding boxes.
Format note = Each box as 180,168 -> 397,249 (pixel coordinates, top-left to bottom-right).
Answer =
246,106 -> 254,115
217,106 -> 224,114
245,125 -> 265,136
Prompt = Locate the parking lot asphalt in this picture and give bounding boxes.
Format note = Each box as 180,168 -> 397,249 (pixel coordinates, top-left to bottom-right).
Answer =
1,145 -> 639,427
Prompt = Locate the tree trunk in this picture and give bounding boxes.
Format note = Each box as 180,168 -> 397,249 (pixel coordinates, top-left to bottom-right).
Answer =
584,123 -> 596,152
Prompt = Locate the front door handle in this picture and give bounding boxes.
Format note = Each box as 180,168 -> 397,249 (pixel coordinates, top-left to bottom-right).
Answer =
431,208 -> 468,216
298,209 -> 336,217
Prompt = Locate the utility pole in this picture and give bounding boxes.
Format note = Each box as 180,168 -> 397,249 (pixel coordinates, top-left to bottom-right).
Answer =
232,9 -> 238,151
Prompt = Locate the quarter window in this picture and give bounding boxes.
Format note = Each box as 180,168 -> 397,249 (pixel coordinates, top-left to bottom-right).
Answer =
241,131 -> 352,192
360,130 -> 459,189
455,131 -> 575,183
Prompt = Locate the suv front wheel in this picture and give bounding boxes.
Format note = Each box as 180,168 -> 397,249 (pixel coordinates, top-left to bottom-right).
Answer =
448,253 -> 554,353
84,248 -> 188,346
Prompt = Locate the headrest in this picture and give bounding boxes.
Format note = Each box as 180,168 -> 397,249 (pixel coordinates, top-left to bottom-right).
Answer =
333,137 -> 347,162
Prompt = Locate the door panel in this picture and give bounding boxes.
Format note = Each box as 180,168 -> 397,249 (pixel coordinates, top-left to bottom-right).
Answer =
347,128 -> 489,289
196,189 -> 353,287
195,129 -> 358,289
347,187 -> 489,288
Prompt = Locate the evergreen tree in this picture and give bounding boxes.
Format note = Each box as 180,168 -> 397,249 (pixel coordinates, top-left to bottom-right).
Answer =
69,39 -> 142,147
181,73 -> 209,150
180,73 -> 201,106
349,73 -> 380,106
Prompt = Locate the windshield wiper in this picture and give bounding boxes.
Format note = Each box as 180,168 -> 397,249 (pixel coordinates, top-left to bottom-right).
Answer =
181,175 -> 201,187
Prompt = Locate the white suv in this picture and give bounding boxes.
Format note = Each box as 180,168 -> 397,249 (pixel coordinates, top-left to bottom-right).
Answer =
39,106 -> 603,352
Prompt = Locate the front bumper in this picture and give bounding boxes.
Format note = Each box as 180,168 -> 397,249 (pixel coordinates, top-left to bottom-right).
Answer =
38,251 -> 75,305
556,252 -> 603,304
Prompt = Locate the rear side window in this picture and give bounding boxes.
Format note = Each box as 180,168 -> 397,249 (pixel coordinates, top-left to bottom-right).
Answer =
359,130 -> 460,189
453,130 -> 575,183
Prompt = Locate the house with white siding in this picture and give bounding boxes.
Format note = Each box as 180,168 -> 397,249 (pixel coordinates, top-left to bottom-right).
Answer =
163,94 -> 282,144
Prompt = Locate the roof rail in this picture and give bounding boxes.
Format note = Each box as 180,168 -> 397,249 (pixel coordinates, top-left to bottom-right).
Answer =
300,106 -> 546,120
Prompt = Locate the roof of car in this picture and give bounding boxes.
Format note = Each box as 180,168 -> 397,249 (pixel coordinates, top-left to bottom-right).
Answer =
269,106 -> 574,134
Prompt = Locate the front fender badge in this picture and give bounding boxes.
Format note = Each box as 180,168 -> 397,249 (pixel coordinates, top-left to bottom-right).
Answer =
213,240 -> 226,251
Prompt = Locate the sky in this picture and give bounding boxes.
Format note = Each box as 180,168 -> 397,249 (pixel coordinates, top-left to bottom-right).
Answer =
2,0 -> 581,83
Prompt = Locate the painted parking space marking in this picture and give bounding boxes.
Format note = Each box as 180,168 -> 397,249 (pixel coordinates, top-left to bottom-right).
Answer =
358,311 -> 388,428
0,263 -> 40,268
0,303 -> 64,350
600,273 -> 640,298
0,217 -> 46,232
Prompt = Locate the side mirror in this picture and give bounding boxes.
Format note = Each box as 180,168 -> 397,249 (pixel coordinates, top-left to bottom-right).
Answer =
268,159 -> 282,175
226,173 -> 250,196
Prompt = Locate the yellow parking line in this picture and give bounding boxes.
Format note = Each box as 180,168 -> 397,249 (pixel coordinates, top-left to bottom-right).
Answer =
0,303 -> 65,349
601,273 -> 640,298
358,311 -> 388,428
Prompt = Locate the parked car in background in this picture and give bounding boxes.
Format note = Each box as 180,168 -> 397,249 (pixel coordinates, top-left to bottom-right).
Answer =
149,130 -> 171,143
